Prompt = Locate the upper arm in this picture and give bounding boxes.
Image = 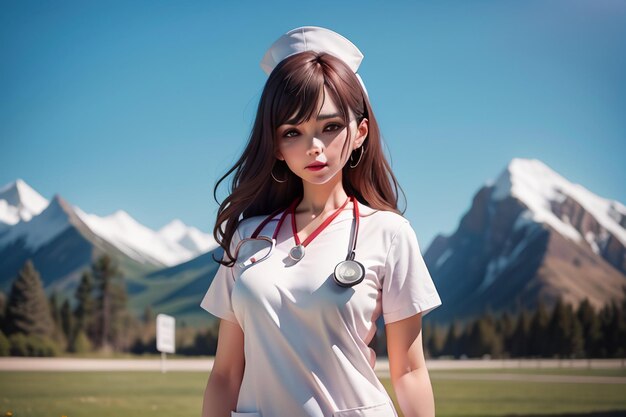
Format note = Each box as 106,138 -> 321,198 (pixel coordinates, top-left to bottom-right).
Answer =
381,220 -> 442,324
210,319 -> 245,382
386,312 -> 425,382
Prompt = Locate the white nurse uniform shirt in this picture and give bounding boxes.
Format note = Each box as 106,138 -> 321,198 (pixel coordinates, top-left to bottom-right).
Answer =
201,200 -> 443,417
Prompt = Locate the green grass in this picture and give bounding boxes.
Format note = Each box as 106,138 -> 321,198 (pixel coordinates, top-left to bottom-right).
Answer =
425,374 -> 626,417
431,367 -> 626,378
0,372 -> 203,417
0,369 -> 625,417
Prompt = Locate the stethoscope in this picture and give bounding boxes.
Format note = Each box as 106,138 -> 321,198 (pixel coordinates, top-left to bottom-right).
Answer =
234,195 -> 365,287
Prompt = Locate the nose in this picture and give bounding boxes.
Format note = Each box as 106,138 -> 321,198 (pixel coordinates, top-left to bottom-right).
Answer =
306,136 -> 324,156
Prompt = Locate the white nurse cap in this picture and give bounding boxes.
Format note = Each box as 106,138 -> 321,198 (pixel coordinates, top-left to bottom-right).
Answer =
259,26 -> 369,99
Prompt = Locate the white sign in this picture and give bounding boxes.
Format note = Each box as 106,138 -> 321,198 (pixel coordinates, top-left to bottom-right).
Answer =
156,313 -> 176,354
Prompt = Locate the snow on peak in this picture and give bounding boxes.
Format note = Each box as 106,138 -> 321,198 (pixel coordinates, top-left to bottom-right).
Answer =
159,219 -> 217,254
75,208 -> 215,267
158,219 -> 188,240
0,193 -> 72,251
109,209 -> 139,226
0,178 -> 49,226
491,158 -> 568,200
490,157 -> 626,246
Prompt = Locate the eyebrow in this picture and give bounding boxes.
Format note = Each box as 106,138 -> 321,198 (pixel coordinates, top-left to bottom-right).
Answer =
283,113 -> 342,126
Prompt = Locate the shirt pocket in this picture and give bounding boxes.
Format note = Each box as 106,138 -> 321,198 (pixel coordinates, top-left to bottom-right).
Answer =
231,412 -> 261,417
332,401 -> 395,417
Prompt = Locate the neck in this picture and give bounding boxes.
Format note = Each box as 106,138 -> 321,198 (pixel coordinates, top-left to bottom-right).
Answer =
298,174 -> 350,217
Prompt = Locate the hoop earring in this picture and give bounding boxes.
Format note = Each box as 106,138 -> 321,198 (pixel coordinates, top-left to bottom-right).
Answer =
349,146 -> 364,168
271,161 -> 288,183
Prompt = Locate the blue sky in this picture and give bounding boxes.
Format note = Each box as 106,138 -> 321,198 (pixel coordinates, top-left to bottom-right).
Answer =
2,0 -> 625,250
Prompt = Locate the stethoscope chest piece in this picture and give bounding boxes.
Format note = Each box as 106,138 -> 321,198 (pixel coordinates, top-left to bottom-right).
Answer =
333,259 -> 365,287
289,244 -> 306,261
248,195 -> 365,288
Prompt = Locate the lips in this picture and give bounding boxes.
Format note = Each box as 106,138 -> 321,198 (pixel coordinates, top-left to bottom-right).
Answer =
306,162 -> 328,168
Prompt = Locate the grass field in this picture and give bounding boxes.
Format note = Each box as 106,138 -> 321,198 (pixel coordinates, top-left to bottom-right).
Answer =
429,367 -> 626,377
1,368 -> 625,417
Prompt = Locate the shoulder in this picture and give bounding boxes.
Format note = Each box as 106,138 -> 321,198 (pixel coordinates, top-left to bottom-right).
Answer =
357,203 -> 415,251
236,212 -> 282,239
361,204 -> 410,234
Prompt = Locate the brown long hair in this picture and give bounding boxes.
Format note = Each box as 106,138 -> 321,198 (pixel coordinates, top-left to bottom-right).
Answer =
212,51 -> 406,266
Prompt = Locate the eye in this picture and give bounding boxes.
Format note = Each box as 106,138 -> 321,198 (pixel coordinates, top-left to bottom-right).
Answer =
325,123 -> 344,132
283,129 -> 299,139
281,123 -> 344,139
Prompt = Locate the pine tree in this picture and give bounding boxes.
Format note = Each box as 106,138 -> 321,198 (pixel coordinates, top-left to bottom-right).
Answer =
498,311 -> 515,357
48,291 -> 67,349
577,298 -> 601,358
91,254 -> 129,351
466,320 -> 482,358
442,320 -> 462,358
74,270 -> 95,343
484,310 -> 504,357
618,285 -> 626,357
0,290 -> 7,331
5,260 -> 55,337
426,323 -> 446,358
93,255 -> 114,350
466,315 -> 502,358
598,303 -> 614,358
0,329 -> 9,356
547,298 -> 564,357
60,299 -> 74,343
599,301 -> 623,358
570,303 -> 585,359
510,309 -> 532,357
529,299 -> 550,357
49,292 -> 61,326
133,305 -> 155,351
109,282 -> 132,350
547,297 -> 582,358
419,321 -> 430,357
459,320 -> 475,358
193,321 -> 219,356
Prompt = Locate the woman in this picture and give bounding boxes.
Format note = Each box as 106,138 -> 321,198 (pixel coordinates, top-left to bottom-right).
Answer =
201,26 -> 443,417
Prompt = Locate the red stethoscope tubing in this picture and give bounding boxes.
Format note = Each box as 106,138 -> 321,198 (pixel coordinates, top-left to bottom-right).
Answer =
250,195 -> 360,260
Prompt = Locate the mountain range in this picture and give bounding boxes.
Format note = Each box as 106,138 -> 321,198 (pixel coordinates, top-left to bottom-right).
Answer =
1,158 -> 624,327
0,179 -> 218,323
423,158 -> 626,325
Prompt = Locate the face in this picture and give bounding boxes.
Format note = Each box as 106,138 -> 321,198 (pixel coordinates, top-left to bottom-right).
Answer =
274,86 -> 368,185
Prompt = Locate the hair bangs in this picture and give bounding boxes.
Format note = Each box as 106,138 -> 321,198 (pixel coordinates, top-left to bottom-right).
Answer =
269,55 -> 349,138
271,71 -> 324,130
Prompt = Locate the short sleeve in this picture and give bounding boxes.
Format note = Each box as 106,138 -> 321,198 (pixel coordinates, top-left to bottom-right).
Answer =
382,220 -> 442,324
199,228 -> 241,324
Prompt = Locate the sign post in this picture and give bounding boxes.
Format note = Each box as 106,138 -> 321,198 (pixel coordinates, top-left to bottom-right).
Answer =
156,313 -> 175,373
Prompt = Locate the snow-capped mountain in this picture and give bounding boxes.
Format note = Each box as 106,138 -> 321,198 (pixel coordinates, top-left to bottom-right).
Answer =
0,194 -> 74,252
490,158 -> 626,255
0,192 -> 133,291
425,158 -> 626,325
0,179 -> 49,230
158,219 -> 216,255
0,179 -> 217,294
75,209 -> 217,267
